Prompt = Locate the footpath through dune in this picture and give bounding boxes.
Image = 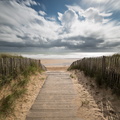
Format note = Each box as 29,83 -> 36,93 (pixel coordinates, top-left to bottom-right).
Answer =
26,71 -> 83,120
26,58 -> 107,120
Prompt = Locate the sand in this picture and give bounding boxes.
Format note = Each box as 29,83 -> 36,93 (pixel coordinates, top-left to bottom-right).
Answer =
71,70 -> 120,120
41,58 -> 78,67
41,58 -> 78,71
1,58 -> 120,120
4,72 -> 46,120
40,59 -> 120,120
41,59 -> 108,120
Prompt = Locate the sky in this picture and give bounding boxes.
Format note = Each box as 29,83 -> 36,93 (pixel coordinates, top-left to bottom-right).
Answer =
0,0 -> 120,58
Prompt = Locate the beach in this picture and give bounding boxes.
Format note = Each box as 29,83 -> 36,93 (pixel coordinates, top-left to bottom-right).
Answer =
41,58 -> 78,71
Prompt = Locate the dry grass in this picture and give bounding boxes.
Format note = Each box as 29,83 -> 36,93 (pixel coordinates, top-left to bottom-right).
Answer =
0,72 -> 46,120
0,53 -> 23,58
72,70 -> 120,120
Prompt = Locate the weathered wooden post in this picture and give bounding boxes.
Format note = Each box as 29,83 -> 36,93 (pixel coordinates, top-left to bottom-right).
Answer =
39,60 -> 41,69
0,58 -> 2,75
102,56 -> 106,83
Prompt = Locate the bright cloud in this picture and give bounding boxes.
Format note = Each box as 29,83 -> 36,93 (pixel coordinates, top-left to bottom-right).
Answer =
57,4 -> 120,51
82,0 -> 120,11
0,0 -> 59,47
22,52 -> 115,59
0,0 -> 120,53
58,9 -> 78,32
84,7 -> 106,23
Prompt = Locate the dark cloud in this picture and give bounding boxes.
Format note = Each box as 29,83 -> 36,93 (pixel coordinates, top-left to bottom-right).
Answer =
0,34 -> 113,52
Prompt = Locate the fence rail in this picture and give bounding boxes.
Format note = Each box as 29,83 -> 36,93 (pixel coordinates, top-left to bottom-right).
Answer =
69,55 -> 120,95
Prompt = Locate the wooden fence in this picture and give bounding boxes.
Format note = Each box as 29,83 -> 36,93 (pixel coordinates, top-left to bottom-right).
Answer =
69,55 -> 120,95
0,58 -> 46,77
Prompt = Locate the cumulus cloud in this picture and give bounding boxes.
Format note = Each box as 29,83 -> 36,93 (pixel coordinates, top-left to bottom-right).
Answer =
58,9 -> 78,32
66,5 -> 112,23
84,7 -> 105,23
57,5 -> 120,51
0,0 -> 120,53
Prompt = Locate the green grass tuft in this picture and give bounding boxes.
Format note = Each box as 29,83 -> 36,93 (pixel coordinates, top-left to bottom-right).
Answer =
0,89 -> 26,118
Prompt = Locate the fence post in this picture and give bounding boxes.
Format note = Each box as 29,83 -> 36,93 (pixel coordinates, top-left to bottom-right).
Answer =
102,56 -> 106,81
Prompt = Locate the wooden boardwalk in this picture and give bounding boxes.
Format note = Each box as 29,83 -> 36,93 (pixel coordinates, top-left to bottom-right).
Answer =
26,71 -> 82,120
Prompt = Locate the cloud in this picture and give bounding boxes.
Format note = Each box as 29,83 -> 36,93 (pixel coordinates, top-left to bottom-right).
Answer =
58,9 -> 78,32
22,52 -> 115,59
84,7 -> 106,23
46,16 -> 56,21
66,5 -> 112,23
66,5 -> 84,13
39,10 -> 47,16
20,0 -> 37,6
0,0 -> 120,53
0,0 -> 59,47
82,0 -> 120,11
57,5 -> 120,51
